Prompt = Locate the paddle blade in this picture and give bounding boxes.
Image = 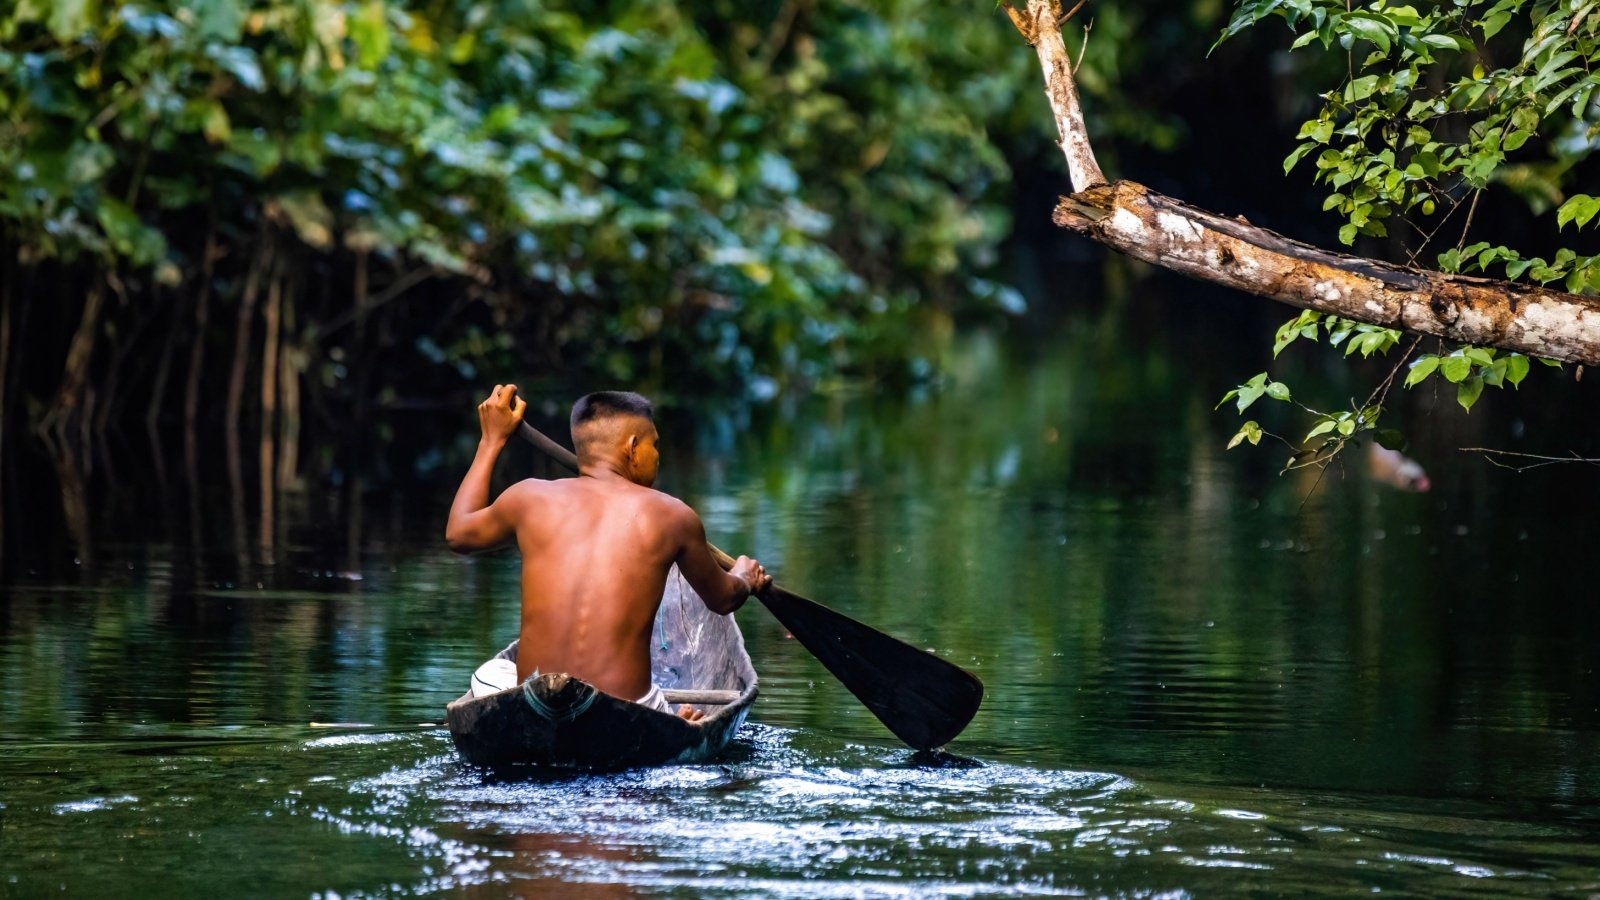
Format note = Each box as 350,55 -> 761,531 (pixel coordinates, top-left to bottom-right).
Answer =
759,587 -> 983,750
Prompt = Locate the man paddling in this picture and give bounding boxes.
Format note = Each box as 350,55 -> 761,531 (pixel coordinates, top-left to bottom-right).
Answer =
445,386 -> 772,721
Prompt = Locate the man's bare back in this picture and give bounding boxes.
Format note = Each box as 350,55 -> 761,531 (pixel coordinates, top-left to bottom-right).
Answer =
445,386 -> 771,719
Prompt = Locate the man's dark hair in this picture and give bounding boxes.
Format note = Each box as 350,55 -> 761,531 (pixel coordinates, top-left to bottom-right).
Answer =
570,391 -> 654,433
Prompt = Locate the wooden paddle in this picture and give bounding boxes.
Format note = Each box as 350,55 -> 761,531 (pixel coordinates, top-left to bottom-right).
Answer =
516,420 -> 984,750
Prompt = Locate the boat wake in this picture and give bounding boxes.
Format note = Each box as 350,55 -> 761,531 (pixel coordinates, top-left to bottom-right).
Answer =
302,724 -> 1590,897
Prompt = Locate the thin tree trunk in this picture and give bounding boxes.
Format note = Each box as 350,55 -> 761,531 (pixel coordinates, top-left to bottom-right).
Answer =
345,254 -> 370,572
276,279 -> 300,494
1011,0 -> 1600,366
226,241 -> 268,444
43,282 -> 105,439
226,236 -> 268,560
147,287 -> 180,433
0,250 -> 12,476
0,250 -> 11,575
184,229 -> 219,467
259,260 -> 283,559
96,282 -> 156,440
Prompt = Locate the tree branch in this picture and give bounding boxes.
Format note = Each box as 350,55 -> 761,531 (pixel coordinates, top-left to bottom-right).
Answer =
1008,0 -> 1106,191
1014,0 -> 1600,366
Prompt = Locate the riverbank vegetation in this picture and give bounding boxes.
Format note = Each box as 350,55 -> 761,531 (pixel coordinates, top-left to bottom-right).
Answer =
1,0 -> 1047,473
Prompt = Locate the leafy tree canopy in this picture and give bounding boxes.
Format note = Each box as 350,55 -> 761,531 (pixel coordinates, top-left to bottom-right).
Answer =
1215,0 -> 1594,468
0,0 -> 1038,395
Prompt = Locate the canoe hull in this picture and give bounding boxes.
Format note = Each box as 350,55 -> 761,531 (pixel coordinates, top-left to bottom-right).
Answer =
445,566 -> 757,772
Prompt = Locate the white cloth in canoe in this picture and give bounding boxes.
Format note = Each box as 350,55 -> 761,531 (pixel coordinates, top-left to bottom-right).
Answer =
469,658 -> 671,712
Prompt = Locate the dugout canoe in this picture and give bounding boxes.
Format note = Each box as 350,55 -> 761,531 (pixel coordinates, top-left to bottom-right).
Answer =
445,566 -> 758,771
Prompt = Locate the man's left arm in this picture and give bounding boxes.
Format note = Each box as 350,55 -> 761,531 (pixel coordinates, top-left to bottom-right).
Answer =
445,384 -> 527,553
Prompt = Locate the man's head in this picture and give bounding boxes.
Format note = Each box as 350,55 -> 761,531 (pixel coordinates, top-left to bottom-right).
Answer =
571,391 -> 659,486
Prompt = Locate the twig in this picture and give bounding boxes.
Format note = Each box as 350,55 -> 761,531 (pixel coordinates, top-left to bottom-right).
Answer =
1459,447 -> 1600,470
1454,188 -> 1482,254
1365,334 -> 1424,411
1288,335 -> 1422,508
1060,0 -> 1087,24
754,0 -> 800,74
1403,188 -> 1468,267
1296,453 -> 1338,512
1074,20 -> 1093,75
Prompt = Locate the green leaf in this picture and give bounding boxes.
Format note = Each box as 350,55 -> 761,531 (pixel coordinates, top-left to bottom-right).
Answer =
1556,195 -> 1600,230
1483,360 -> 1506,387
1339,222 -> 1358,245
1505,353 -> 1530,387
1346,74 -> 1382,101
1457,374 -> 1485,411
203,103 -> 231,144
350,1 -> 392,70
1506,258 -> 1538,280
1305,418 -> 1338,441
191,0 -> 244,41
1234,373 -> 1269,412
46,0 -> 98,40
272,192 -> 334,250
1404,354 -> 1440,387
1481,11 -> 1512,40
1375,428 -> 1407,450
1420,33 -> 1468,52
1343,17 -> 1393,56
1441,354 -> 1473,383
96,198 -> 167,265
1227,420 -> 1263,450
1285,143 -> 1316,174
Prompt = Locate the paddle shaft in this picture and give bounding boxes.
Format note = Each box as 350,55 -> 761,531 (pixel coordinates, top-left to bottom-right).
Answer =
512,419 -> 983,750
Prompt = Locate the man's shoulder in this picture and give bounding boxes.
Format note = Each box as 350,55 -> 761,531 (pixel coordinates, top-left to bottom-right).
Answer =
636,486 -> 693,516
497,477 -> 559,505
633,488 -> 698,530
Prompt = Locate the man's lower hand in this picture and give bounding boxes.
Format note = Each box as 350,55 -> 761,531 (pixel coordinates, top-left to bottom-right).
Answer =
731,555 -> 771,595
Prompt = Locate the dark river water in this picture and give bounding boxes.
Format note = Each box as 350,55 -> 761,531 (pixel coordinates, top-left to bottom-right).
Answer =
3,290 -> 1599,896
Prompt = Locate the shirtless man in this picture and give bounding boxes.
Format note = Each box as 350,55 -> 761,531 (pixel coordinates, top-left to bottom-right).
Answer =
444,386 -> 772,721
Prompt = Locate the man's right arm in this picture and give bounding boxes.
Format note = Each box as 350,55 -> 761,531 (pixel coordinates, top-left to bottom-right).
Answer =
445,384 -> 529,554
672,505 -> 771,615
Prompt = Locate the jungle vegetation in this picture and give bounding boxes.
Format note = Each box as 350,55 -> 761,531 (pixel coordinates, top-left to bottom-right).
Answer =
0,0 -> 1054,480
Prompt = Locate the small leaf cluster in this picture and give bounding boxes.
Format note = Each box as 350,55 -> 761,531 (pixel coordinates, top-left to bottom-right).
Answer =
1403,345 -> 1556,409
1439,240 -> 1600,293
1273,309 -> 1402,358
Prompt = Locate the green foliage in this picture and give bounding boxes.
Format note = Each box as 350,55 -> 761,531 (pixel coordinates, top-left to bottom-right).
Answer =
1273,308 -> 1402,358
1404,346 -> 1539,410
1221,0 -> 1600,273
0,0 -> 1038,392
1216,1 -> 1593,469
1218,371 -> 1295,413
